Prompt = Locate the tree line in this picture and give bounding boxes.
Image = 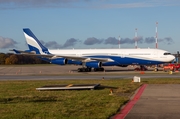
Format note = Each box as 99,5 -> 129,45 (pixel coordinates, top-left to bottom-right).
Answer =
0,53 -> 49,65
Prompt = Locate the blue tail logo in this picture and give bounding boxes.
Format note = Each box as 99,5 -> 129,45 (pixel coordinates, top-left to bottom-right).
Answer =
23,28 -> 50,54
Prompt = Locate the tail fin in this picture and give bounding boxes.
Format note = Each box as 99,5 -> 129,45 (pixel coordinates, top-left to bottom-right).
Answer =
23,28 -> 50,54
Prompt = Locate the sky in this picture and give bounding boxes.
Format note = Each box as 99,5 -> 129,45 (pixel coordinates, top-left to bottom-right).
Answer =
0,0 -> 180,54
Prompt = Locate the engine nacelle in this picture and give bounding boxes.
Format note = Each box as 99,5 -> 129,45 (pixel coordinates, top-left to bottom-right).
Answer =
86,61 -> 102,68
50,58 -> 68,65
67,60 -> 82,65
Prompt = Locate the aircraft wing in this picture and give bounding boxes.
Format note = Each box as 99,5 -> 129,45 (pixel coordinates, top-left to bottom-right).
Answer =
10,49 -> 113,62
50,55 -> 113,62
89,57 -> 113,62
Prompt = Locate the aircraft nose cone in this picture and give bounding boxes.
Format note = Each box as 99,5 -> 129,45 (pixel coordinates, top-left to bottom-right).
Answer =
170,55 -> 176,62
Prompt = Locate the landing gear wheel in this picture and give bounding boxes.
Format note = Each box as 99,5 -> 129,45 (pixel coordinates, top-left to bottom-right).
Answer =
94,68 -> 104,72
154,68 -> 158,72
78,68 -> 92,72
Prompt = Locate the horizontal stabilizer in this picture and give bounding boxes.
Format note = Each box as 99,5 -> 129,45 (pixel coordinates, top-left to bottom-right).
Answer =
10,49 -> 36,54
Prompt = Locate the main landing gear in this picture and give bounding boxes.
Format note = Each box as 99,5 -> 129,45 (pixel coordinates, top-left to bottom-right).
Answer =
94,68 -> 104,72
134,65 -> 148,71
154,67 -> 159,72
78,67 -> 91,72
78,67 -> 104,72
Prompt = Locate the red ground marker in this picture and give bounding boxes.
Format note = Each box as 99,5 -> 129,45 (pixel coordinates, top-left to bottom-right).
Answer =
113,84 -> 147,119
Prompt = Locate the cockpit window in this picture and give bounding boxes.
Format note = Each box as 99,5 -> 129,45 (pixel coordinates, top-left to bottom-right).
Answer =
164,52 -> 171,55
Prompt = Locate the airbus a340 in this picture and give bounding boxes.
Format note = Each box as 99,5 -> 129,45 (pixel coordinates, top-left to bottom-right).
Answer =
11,28 -> 175,72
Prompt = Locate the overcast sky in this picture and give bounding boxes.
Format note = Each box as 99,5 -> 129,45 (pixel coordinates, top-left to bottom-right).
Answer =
0,0 -> 180,53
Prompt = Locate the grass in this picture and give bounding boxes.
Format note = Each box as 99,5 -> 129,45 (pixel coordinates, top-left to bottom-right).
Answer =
0,78 -> 180,119
0,79 -> 141,119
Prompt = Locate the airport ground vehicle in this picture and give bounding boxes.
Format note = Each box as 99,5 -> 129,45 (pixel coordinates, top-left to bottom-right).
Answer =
163,63 -> 180,72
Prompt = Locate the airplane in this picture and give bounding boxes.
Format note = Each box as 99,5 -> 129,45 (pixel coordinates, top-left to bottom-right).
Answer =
11,28 -> 175,72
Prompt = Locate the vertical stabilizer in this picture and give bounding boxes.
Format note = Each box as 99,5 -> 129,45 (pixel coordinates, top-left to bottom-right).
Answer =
23,28 -> 49,54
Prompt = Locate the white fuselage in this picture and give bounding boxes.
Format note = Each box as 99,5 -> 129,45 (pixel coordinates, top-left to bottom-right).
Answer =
48,48 -> 175,65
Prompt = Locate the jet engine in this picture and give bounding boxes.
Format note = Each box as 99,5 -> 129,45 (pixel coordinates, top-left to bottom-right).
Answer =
50,58 -> 68,65
86,61 -> 102,68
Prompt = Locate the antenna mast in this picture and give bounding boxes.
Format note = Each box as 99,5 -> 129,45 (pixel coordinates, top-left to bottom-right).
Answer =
156,22 -> 158,48
135,28 -> 138,48
119,36 -> 121,49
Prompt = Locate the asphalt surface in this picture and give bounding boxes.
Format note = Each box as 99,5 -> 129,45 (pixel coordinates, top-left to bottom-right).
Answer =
0,65 -> 134,75
125,84 -> 180,119
1,75 -> 180,80
0,65 -> 180,80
